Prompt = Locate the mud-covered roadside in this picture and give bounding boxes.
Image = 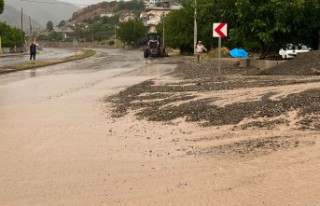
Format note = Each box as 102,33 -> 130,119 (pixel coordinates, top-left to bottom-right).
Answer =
108,78 -> 320,127
107,51 -> 320,128
0,49 -> 96,74
107,51 -> 320,158
1,48 -> 319,205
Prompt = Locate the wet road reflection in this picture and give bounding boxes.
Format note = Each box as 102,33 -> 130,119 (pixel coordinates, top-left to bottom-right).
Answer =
0,48 -> 77,66
0,49 -> 144,86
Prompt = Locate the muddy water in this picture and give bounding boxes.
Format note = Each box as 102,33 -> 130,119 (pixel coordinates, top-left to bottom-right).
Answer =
1,49 -> 319,206
0,48 -> 76,67
0,49 -> 176,205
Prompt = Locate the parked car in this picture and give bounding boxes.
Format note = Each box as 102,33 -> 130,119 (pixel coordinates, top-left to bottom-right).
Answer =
279,43 -> 311,59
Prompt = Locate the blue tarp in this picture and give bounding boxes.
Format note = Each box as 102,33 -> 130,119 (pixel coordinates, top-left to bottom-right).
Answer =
229,48 -> 249,58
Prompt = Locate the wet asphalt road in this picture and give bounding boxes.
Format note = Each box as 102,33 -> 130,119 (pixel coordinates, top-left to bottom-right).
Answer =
0,48 -> 160,205
0,48 -> 147,86
0,48 -> 77,67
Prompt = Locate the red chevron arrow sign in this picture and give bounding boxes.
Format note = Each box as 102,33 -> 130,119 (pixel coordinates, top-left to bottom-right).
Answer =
213,22 -> 227,38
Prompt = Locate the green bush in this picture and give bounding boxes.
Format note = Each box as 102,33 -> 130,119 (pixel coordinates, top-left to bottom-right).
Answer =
108,40 -> 114,46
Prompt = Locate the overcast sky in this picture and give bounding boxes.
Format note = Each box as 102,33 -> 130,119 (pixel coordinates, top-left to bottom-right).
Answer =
62,0 -> 119,7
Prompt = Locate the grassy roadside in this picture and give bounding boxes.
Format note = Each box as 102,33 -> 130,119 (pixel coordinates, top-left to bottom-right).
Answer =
0,49 -> 96,73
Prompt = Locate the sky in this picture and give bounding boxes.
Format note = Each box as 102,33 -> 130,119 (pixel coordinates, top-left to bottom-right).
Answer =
61,0 -> 117,7
15,0 -> 128,8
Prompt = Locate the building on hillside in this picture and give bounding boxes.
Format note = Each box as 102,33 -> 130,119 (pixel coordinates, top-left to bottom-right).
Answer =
74,22 -> 89,28
149,0 -> 162,5
119,11 -> 136,22
144,0 -> 164,6
53,26 -> 74,39
144,0 -> 181,7
140,1 -> 181,27
100,12 -> 115,18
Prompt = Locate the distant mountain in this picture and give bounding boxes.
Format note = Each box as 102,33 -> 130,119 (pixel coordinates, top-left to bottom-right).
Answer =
1,0 -> 80,27
0,4 -> 42,31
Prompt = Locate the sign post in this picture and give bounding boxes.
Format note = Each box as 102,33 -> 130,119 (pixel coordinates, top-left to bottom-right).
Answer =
0,36 -> 2,54
73,38 -> 79,55
213,22 -> 227,76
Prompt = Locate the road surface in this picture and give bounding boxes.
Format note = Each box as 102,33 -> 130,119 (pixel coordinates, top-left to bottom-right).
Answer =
1,49 -> 319,206
0,49 -> 176,206
0,48 -> 78,66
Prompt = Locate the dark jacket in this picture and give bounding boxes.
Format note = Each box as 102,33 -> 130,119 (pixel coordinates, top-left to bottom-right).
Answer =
30,43 -> 37,53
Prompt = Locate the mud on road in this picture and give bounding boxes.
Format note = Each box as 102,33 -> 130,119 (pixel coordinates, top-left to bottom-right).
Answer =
1,48 -> 319,206
108,51 -> 320,158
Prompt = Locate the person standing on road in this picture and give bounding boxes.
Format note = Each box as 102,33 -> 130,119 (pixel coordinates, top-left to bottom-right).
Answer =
195,41 -> 207,64
30,42 -> 37,61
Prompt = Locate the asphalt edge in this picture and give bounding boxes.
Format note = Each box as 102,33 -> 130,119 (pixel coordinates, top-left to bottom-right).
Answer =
0,49 -> 96,74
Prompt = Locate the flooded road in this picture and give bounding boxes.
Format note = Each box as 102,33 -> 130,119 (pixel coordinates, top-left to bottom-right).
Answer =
1,48 -> 320,206
0,48 -> 77,67
0,48 -> 176,206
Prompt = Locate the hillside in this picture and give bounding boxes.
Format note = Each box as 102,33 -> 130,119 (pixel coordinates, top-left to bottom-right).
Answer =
2,0 -> 80,26
70,1 -> 119,23
0,5 -> 42,30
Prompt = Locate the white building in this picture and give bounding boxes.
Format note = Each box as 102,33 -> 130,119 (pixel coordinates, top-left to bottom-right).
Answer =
141,2 -> 182,26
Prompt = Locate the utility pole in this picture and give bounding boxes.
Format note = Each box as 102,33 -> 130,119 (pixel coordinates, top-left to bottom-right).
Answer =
133,17 -> 136,47
193,0 -> 197,55
0,36 -> 2,54
21,8 -> 23,34
29,16 -> 32,42
162,0 -> 165,48
91,29 -> 93,43
21,7 -> 24,52
115,25 -> 117,48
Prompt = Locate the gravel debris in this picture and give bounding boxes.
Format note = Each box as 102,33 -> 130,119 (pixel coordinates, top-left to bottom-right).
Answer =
107,51 -> 320,129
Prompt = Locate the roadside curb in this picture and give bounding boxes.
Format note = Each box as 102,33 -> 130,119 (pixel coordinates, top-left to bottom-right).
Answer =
0,50 -> 96,74
0,53 -> 28,58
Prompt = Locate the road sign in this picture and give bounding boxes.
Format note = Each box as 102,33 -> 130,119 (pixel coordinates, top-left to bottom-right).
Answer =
213,22 -> 228,76
213,22 -> 227,38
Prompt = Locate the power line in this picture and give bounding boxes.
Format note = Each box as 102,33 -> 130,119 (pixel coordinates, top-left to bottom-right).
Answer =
20,0 -> 89,7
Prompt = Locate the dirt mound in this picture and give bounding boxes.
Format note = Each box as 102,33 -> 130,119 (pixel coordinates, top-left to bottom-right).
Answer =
173,60 -> 259,79
107,55 -> 320,129
108,79 -> 320,128
188,136 -> 315,157
261,50 -> 320,75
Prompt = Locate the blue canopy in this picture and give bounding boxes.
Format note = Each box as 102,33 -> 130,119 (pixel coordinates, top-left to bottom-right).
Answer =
229,48 -> 249,58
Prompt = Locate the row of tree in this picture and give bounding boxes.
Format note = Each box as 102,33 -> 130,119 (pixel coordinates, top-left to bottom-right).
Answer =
116,0 -> 145,15
36,0 -> 146,44
0,0 -> 3,14
115,0 -> 319,56
0,22 -> 24,47
75,16 -> 118,42
3,0 -> 318,56
164,0 -> 320,56
0,0 -> 25,48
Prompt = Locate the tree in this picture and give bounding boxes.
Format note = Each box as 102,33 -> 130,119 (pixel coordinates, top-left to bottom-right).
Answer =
0,22 -> 24,47
117,0 -> 125,10
294,0 -> 320,50
233,0 -> 320,56
163,0 -> 217,53
58,20 -> 66,27
46,21 -> 54,31
164,0 -> 320,55
48,32 -> 63,41
71,15 -> 119,43
161,9 -> 194,53
117,18 -> 147,46
116,0 -> 145,15
36,34 -> 48,41
0,0 -> 4,14
84,16 -> 118,42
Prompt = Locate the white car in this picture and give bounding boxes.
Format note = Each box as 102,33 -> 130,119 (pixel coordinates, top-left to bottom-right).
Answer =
279,43 -> 311,59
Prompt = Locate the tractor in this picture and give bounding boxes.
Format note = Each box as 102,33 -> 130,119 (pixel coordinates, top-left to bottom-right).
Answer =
143,27 -> 165,58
